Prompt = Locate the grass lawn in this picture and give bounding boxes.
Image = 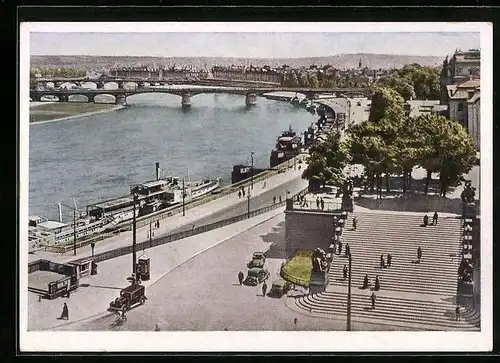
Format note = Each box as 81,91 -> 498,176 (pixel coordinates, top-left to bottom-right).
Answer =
282,250 -> 313,286
29,102 -> 117,123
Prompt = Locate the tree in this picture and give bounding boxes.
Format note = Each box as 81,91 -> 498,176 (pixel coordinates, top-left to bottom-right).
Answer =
307,72 -> 320,88
283,72 -> 299,87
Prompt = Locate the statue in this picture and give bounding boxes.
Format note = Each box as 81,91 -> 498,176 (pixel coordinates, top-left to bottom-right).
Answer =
311,248 -> 329,273
460,182 -> 476,203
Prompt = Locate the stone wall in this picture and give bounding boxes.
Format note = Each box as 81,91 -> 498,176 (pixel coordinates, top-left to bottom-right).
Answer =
354,194 -> 464,214
285,210 -> 340,259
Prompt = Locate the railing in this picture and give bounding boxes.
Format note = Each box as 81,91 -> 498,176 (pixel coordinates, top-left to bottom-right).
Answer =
69,200 -> 287,265
291,200 -> 342,213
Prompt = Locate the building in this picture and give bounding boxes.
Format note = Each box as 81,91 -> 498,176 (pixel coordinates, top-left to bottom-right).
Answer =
404,100 -> 448,118
443,49 -> 480,85
446,78 -> 480,150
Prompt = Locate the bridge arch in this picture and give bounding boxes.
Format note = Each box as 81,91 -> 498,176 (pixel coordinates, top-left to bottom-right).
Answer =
94,94 -> 116,104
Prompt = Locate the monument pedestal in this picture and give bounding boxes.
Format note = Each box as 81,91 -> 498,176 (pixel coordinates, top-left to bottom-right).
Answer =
309,271 -> 328,294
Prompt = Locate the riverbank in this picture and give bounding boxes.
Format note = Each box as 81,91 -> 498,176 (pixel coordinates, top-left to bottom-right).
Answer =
29,102 -> 124,124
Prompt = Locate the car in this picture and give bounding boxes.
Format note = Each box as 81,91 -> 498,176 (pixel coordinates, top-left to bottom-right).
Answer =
108,283 -> 147,313
244,268 -> 270,286
247,252 -> 266,268
269,279 -> 291,298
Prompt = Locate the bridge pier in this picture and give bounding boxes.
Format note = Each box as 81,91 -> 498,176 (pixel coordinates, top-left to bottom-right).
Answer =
181,93 -> 191,109
117,81 -> 125,89
96,82 -> 105,89
58,95 -> 68,103
30,93 -> 41,102
86,95 -> 95,103
115,94 -> 127,106
245,92 -> 257,106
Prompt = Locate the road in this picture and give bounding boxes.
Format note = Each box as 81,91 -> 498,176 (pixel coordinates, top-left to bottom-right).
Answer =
161,172 -> 308,236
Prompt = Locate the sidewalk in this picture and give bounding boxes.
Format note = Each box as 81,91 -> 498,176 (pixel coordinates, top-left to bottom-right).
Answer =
28,166 -> 304,264
28,206 -> 286,331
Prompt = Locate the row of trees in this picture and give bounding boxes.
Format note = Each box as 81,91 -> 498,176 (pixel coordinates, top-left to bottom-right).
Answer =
282,71 -> 369,89
375,63 -> 441,101
302,85 -> 477,197
30,67 -> 87,79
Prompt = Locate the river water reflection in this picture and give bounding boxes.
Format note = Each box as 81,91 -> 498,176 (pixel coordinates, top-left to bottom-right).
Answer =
29,93 -> 315,220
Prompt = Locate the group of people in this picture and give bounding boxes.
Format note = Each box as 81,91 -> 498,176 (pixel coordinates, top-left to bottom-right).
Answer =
423,211 -> 439,227
238,186 -> 246,199
363,274 -> 380,291
316,197 -> 325,210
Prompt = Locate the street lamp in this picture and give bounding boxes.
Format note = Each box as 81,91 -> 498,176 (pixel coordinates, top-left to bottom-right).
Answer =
59,202 -> 79,256
131,186 -> 139,277
347,253 -> 352,331
250,151 -> 255,190
247,185 -> 251,218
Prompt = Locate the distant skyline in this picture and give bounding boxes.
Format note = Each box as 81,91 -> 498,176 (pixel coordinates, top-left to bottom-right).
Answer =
30,32 -> 480,58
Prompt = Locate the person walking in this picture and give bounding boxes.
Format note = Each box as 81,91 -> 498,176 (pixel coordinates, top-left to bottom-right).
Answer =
352,216 -> 358,231
60,303 -> 69,320
417,246 -> 422,263
262,282 -> 268,297
455,306 -> 460,321
343,264 -> 348,279
293,317 -> 298,328
316,197 -> 320,209
387,253 -> 392,267
242,187 -> 245,197
238,190 -> 242,199
238,271 -> 244,285
380,254 -> 385,268
371,293 -> 376,309
344,243 -> 350,258
273,195 -> 276,204
320,197 -> 325,210
423,214 -> 429,227
338,241 -> 343,256
363,274 -> 369,289
433,211 -> 439,225
374,276 -> 380,291
279,195 -> 282,203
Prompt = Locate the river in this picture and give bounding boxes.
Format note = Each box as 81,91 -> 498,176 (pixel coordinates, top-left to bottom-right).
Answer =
29,93 -> 316,221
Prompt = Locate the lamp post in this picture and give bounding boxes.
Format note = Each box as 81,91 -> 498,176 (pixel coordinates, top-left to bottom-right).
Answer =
132,187 -> 138,277
250,151 -> 254,190
347,253 -> 352,331
59,202 -> 79,256
247,185 -> 251,218
182,178 -> 186,216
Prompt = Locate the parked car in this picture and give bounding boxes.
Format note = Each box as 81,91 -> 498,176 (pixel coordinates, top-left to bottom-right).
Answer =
108,283 -> 147,313
269,279 -> 291,298
244,268 -> 270,286
247,252 -> 266,268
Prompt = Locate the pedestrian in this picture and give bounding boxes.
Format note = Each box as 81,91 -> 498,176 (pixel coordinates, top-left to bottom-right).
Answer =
293,317 -> 298,327
238,190 -> 242,199
455,306 -> 460,321
279,195 -> 282,203
262,282 -> 268,297
333,216 -> 338,227
238,271 -> 244,285
316,197 -> 320,209
38,295 -> 42,302
433,211 -> 438,225
67,289 -> 71,298
338,241 -> 343,256
343,264 -> 348,279
387,253 -> 392,267
242,188 -> 245,197
380,254 -> 385,268
374,276 -> 380,291
157,220 -> 160,228
263,181 -> 267,188
154,324 -> 161,331
363,274 -> 369,289
423,214 -> 429,227
352,216 -> 358,231
344,243 -> 350,258
320,197 -> 325,210
417,246 -> 422,263
371,293 -> 376,309
273,196 -> 276,204
60,302 -> 69,320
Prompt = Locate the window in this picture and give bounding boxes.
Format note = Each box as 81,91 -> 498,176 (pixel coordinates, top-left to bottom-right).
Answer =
457,103 -> 464,112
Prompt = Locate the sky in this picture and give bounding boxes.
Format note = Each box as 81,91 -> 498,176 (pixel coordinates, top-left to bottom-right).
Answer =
30,32 -> 481,58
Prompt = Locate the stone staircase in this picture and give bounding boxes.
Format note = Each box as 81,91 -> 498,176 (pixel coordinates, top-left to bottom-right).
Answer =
286,211 -> 480,331
289,290 -> 480,331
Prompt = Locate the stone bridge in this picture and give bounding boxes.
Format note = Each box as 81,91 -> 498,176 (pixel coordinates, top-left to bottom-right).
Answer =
29,85 -> 373,108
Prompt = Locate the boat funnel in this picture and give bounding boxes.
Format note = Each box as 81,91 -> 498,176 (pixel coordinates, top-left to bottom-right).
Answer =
57,203 -> 63,222
156,162 -> 160,181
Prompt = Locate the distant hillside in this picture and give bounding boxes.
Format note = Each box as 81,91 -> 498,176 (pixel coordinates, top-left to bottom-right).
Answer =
30,53 -> 444,71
